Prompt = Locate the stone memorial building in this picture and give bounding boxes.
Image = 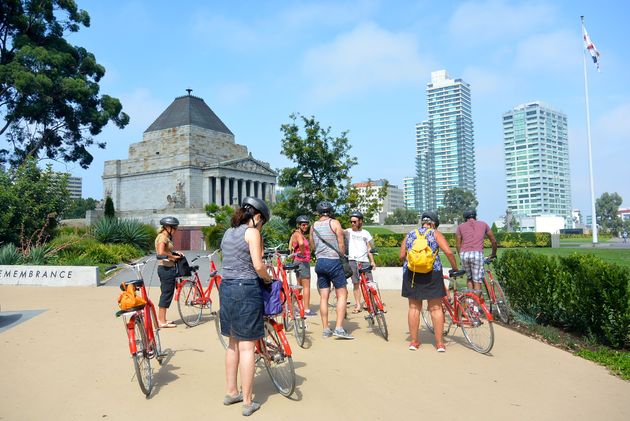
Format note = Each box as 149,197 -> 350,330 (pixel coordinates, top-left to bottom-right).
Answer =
102,91 -> 277,248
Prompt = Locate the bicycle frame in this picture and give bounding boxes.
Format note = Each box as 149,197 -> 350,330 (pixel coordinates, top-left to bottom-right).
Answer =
357,263 -> 384,314
256,317 -> 293,357
441,275 -> 494,326
175,251 -> 222,306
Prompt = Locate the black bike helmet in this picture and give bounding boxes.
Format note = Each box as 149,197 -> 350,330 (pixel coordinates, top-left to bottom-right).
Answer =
296,215 -> 310,224
463,209 -> 477,220
159,216 -> 180,227
421,211 -> 440,228
242,196 -> 270,222
316,201 -> 334,215
350,210 -> 364,220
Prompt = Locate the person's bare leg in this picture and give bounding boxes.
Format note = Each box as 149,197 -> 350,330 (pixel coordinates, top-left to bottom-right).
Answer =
335,287 -> 348,330
353,283 -> 362,311
319,287 -> 330,330
158,307 -> 168,325
238,339 -> 256,405
225,337 -> 240,397
408,298 -> 421,344
429,298 -> 445,347
299,278 -> 311,311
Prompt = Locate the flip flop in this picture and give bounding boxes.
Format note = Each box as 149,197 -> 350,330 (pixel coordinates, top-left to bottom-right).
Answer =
159,321 -> 177,328
351,308 -> 362,314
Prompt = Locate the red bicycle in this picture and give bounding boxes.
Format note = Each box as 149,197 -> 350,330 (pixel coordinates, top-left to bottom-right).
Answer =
255,314 -> 296,397
175,249 -> 223,328
481,257 -> 511,323
355,251 -> 388,341
421,269 -> 495,354
264,248 -> 307,348
108,257 -> 166,396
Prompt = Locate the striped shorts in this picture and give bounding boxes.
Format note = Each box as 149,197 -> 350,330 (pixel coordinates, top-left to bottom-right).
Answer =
460,251 -> 485,283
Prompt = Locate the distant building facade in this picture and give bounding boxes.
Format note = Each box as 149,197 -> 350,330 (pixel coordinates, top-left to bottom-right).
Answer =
414,70 -> 476,211
53,173 -> 82,199
402,177 -> 418,210
102,92 -> 277,248
353,179 -> 404,224
503,101 -> 571,225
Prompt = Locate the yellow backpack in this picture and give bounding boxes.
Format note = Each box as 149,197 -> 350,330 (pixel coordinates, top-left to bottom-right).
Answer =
407,229 -> 437,274
118,283 -> 147,310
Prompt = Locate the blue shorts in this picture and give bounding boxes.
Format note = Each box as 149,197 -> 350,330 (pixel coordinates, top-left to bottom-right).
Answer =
219,278 -> 264,341
315,258 -> 347,290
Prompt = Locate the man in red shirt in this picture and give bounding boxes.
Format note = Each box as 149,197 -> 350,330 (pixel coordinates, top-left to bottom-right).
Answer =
455,209 -> 497,292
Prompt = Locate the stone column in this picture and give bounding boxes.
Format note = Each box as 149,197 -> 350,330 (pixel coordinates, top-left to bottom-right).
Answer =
261,182 -> 267,201
202,176 -> 210,206
215,177 -> 223,206
246,180 -> 251,197
240,179 -> 247,203
253,181 -> 259,198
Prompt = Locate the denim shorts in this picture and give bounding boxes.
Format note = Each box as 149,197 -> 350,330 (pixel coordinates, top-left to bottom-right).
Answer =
219,278 -> 264,341
315,258 -> 347,290
296,261 -> 311,280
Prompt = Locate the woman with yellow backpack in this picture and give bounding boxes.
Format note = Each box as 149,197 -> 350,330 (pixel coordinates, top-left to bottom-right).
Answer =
399,211 -> 459,352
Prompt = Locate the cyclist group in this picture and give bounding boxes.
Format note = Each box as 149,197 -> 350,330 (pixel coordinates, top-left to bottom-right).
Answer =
152,197 -> 497,416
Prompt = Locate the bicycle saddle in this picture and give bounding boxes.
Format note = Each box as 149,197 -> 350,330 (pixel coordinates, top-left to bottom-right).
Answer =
115,304 -> 146,317
119,279 -> 144,290
284,262 -> 299,270
358,265 -> 372,274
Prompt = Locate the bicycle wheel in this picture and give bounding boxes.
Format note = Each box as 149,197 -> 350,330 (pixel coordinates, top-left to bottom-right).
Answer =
491,278 -> 511,324
261,321 -> 295,397
369,291 -> 388,341
291,292 -> 306,348
132,315 -> 153,396
421,300 -> 434,333
177,281 -> 203,327
458,295 -> 494,354
282,300 -> 293,333
213,309 -> 229,349
149,307 -> 164,365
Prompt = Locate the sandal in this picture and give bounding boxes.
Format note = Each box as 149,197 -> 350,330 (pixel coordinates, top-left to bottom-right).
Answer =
351,308 -> 362,314
159,321 -> 177,328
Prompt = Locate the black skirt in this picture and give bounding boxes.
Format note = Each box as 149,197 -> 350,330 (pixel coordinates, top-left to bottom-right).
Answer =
401,268 -> 446,301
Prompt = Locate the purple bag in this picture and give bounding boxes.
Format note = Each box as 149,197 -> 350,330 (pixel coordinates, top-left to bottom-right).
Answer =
262,280 -> 283,316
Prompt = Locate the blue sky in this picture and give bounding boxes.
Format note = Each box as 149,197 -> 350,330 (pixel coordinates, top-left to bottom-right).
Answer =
55,0 -> 629,221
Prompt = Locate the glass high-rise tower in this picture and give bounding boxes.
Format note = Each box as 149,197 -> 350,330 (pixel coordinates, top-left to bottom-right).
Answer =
503,101 -> 571,220
414,70 -> 476,211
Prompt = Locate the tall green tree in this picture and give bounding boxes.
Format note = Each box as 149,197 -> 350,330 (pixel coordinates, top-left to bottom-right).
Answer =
384,208 -> 419,225
596,192 -> 623,235
104,196 -> 115,218
274,113 -> 358,223
0,0 -> 129,168
0,159 -> 69,245
438,188 -> 478,224
62,197 -> 97,219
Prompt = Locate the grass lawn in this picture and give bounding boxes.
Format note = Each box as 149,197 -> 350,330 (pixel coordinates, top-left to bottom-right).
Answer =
364,226 -> 396,235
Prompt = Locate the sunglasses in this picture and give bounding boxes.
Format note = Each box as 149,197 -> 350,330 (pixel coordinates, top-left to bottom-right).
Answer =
350,220 -> 360,224
300,223 -> 309,226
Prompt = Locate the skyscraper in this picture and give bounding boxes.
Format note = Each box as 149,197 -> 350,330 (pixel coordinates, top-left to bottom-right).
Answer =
503,101 -> 571,221
414,70 -> 476,211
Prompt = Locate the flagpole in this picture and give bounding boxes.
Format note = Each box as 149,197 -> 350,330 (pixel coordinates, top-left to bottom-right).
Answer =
581,15 -> 598,244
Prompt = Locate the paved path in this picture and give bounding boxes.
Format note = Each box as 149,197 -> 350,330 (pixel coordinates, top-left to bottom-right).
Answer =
0,285 -> 628,421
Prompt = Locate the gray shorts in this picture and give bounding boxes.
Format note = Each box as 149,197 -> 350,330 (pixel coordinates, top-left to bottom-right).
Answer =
349,260 -> 373,284
460,251 -> 485,283
295,261 -> 311,280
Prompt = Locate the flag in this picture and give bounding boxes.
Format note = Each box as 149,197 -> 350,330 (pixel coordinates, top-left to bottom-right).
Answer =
582,21 -> 601,71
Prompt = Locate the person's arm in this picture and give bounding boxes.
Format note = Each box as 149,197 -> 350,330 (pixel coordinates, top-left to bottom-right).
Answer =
486,226 -> 498,258
399,236 -> 408,261
332,220 -> 346,255
244,227 -> 273,282
455,228 -> 462,255
366,234 -> 376,269
156,236 -> 181,262
309,226 -> 315,255
435,230 -> 458,271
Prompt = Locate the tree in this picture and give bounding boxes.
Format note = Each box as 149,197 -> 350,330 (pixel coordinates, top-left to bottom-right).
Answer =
0,159 -> 69,245
384,208 -> 419,225
0,0 -> 129,169
62,197 -> 97,219
438,188 -> 478,224
104,196 -> 115,218
273,113 -> 358,223
596,192 -> 623,235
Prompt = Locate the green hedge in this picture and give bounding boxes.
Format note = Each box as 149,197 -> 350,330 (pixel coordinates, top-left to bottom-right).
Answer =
372,231 -> 551,248
494,250 -> 630,348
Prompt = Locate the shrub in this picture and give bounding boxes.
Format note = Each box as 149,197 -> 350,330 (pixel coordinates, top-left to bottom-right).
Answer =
21,245 -> 54,265
104,196 -> 115,218
117,219 -> 151,250
373,247 -> 401,266
92,217 -> 120,243
495,250 -> 630,348
0,244 -> 22,264
262,216 -> 292,249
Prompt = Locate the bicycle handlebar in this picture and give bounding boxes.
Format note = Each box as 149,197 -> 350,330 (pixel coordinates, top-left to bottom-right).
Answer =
484,256 -> 496,264
448,269 -> 467,279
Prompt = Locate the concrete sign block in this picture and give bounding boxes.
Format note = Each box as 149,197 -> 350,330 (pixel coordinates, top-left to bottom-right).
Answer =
0,265 -> 99,286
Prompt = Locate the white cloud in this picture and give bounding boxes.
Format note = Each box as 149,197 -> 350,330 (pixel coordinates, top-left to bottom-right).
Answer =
449,0 -> 557,45
514,30 -> 581,74
302,22 -> 431,102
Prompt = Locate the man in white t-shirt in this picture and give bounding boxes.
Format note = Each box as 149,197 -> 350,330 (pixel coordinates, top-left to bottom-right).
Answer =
345,211 -> 376,313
